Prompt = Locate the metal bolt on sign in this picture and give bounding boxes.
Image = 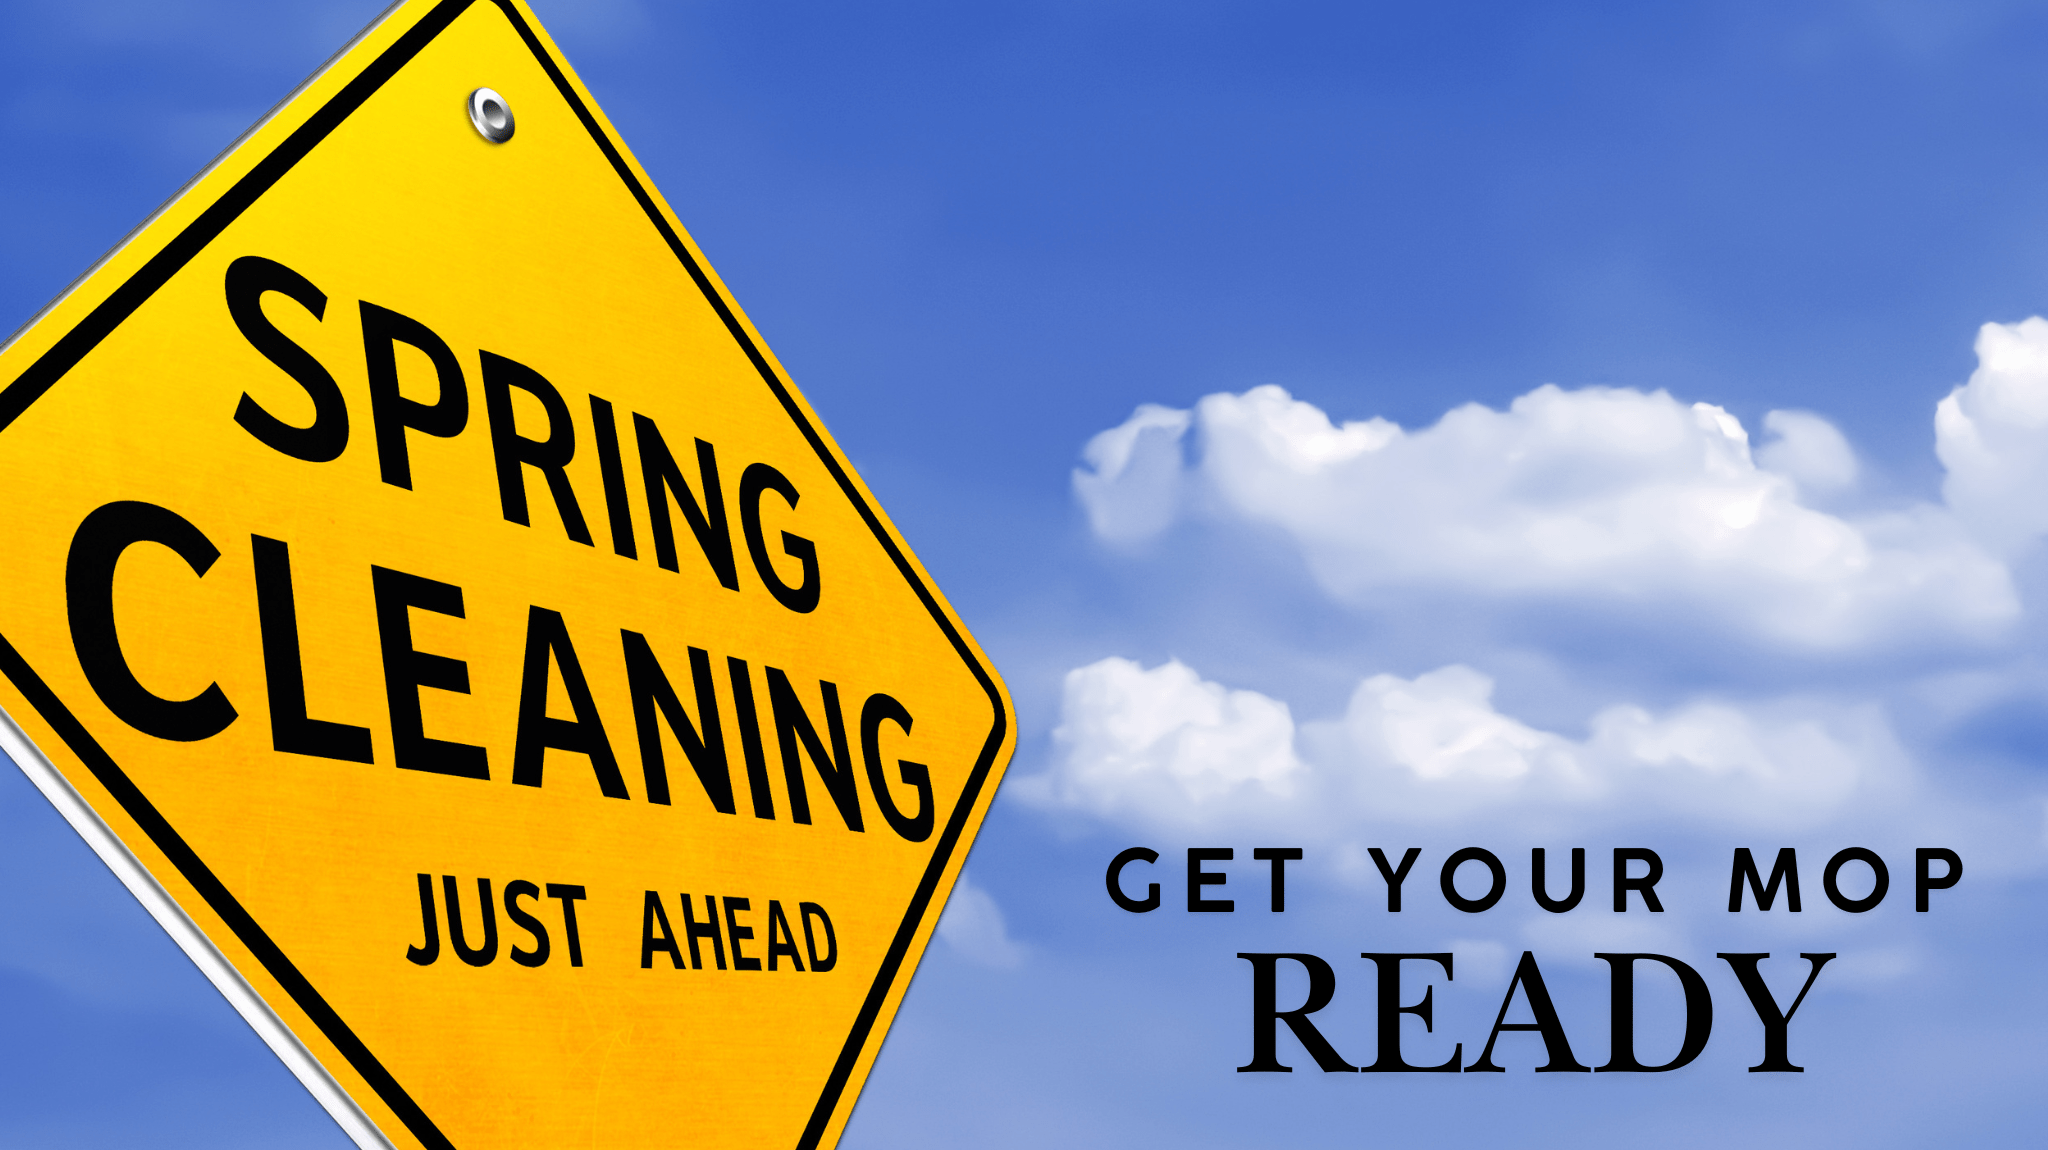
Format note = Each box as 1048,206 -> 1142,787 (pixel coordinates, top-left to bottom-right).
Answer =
467,87 -> 513,141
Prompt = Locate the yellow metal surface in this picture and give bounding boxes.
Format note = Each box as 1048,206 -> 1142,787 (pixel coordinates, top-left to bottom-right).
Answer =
0,3 -> 1013,1148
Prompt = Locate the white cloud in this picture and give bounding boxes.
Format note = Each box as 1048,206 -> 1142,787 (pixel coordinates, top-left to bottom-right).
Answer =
1021,658 -> 1898,837
1012,657 -> 1302,830
1075,381 -> 2017,650
1578,698 -> 1871,829
1937,318 -> 2048,552
935,874 -> 1026,970
1758,408 -> 1858,495
1049,327 -> 2048,866
1327,664 -> 1887,830
1337,665 -> 1580,786
1072,404 -> 1191,545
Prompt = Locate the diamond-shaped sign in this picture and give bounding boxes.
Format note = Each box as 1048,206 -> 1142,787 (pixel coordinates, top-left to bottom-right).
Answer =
0,3 -> 1013,1148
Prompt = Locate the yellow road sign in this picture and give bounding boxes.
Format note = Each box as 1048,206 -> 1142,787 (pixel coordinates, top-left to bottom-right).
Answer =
0,3 -> 1013,1148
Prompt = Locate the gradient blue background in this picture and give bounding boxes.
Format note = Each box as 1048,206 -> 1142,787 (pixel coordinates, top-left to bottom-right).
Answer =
4,2 -> 2046,1146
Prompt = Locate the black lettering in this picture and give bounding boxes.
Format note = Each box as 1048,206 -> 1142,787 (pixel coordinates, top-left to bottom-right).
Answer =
1253,847 -> 1303,912
443,876 -> 497,967
1531,847 -> 1584,913
621,631 -> 733,813
739,462 -> 820,612
481,351 -> 592,545
406,873 -> 439,966
679,893 -> 726,970
800,902 -> 836,972
724,896 -> 761,972
1106,847 -> 1161,912
1823,848 -> 1888,912
1359,953 -> 1461,1072
504,879 -> 550,968
765,900 -> 804,971
1188,847 -> 1233,912
1916,848 -> 1962,911
589,396 -> 636,558
371,566 -> 487,779
1717,952 -> 1835,1072
1593,953 -> 1712,1072
1613,848 -> 1664,912
66,501 -> 237,741
1368,847 -> 1421,912
227,256 -> 348,462
1730,847 -> 1801,912
360,301 -> 466,489
253,535 -> 372,763
1467,951 -> 1589,1072
546,883 -> 586,967
641,891 -> 682,969
1440,847 -> 1505,913
634,414 -> 737,589
728,657 -> 774,819
766,668 -> 863,831
861,692 -> 933,842
1235,953 -> 1356,1072
512,607 -> 627,798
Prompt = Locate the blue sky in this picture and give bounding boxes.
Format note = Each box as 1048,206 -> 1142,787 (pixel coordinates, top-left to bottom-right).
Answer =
5,1 -> 2048,1146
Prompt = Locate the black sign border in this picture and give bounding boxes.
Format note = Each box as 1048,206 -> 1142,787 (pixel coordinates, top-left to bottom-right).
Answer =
0,3 -> 1011,1148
